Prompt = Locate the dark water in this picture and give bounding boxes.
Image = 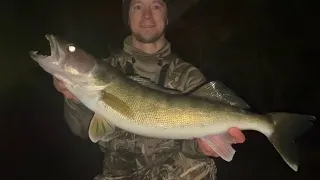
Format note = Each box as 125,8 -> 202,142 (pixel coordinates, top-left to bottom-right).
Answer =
2,0 -> 319,179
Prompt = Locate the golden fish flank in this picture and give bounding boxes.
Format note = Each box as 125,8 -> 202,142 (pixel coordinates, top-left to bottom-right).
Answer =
97,77 -> 258,129
99,82 -> 211,128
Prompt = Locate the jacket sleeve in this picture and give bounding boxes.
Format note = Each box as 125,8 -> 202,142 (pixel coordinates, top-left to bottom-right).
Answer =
63,56 -> 118,139
166,58 -> 207,93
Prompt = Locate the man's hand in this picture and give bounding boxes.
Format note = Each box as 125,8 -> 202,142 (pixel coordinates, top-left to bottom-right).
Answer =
197,127 -> 245,157
53,76 -> 79,102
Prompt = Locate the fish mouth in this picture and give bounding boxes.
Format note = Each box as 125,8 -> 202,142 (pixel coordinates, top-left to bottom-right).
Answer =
29,34 -> 66,78
29,34 -> 59,62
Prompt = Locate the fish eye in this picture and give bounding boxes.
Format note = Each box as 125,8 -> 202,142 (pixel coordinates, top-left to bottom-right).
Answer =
68,44 -> 76,52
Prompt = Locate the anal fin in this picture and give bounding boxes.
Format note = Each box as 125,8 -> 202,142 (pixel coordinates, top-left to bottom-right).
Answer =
200,132 -> 237,162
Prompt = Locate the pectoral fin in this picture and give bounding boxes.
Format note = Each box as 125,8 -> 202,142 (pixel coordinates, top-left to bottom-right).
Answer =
88,113 -> 115,143
100,91 -> 134,119
190,81 -> 250,109
200,132 -> 237,162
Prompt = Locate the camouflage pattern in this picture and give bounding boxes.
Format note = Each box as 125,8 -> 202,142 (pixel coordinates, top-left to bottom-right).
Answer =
64,36 -> 217,180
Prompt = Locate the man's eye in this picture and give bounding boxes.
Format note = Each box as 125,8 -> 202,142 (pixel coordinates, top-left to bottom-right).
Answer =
134,5 -> 141,10
153,5 -> 161,10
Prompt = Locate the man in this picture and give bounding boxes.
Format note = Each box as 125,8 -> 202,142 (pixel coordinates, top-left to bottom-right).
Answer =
53,0 -> 245,179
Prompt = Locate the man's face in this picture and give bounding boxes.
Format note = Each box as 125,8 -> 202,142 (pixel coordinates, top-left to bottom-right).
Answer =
129,0 -> 168,43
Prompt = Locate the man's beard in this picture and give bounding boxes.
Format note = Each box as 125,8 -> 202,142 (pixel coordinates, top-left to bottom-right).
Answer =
132,31 -> 164,43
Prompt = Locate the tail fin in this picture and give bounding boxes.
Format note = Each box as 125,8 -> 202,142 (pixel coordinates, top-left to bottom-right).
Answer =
268,112 -> 315,171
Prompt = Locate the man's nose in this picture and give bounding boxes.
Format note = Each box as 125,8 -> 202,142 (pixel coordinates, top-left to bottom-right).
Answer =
142,9 -> 152,19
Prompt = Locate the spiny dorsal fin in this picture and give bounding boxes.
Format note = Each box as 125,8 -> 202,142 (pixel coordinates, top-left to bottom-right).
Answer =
189,81 -> 250,109
128,75 -> 181,95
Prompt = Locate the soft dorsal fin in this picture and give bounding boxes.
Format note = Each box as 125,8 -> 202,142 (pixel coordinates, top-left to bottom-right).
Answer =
189,81 -> 250,109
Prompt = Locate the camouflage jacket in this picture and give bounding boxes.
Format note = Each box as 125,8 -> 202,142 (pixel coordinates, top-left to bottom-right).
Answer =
64,36 -> 217,180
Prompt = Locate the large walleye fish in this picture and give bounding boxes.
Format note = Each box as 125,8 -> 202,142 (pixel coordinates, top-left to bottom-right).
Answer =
29,34 -> 315,172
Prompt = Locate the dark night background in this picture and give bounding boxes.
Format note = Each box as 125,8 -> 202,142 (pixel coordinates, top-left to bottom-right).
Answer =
1,0 -> 319,179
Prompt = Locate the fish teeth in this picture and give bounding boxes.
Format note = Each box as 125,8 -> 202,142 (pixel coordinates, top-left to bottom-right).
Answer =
30,50 -> 48,58
31,50 -> 38,54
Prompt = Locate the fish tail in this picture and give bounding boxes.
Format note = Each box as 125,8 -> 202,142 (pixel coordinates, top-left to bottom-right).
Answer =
267,112 -> 315,171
